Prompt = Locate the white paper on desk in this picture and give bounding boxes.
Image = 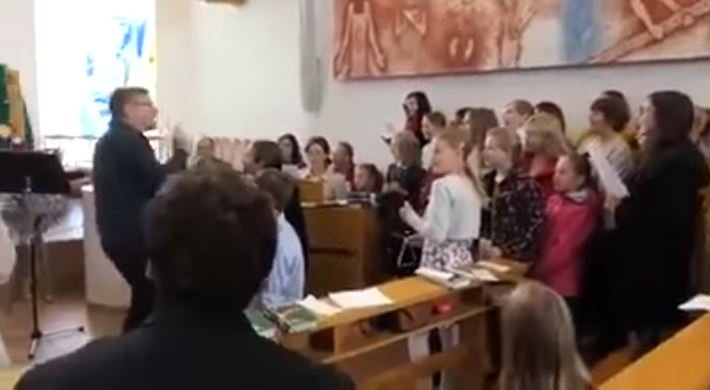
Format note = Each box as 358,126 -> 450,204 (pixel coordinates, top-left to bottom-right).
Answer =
329,288 -> 393,309
297,295 -> 342,317
449,267 -> 499,283
477,261 -> 510,273
679,294 -> 710,312
588,147 -> 629,198
470,269 -> 499,282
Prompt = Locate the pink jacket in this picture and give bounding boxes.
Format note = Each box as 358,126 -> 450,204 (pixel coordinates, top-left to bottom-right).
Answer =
536,190 -> 601,297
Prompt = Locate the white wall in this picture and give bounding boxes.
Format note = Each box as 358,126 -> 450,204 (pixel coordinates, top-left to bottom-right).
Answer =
156,0 -> 308,140
0,0 -> 40,137
157,0 -> 710,165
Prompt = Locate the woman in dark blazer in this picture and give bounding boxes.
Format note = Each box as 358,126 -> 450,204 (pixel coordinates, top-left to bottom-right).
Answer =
607,91 -> 709,351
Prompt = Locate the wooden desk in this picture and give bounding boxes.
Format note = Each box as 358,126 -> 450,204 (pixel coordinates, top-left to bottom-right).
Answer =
304,204 -> 382,295
601,314 -> 710,390
280,277 -> 492,390
0,367 -> 25,389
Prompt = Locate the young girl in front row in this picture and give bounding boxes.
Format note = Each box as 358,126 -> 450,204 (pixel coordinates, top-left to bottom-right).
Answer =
535,153 -> 601,325
400,127 -> 484,390
400,127 -> 483,270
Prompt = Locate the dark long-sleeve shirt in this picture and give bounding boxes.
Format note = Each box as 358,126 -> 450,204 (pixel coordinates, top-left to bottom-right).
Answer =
93,119 -> 186,250
16,303 -> 354,390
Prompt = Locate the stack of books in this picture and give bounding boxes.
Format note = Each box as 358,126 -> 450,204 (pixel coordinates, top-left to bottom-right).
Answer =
245,309 -> 277,339
265,303 -> 319,334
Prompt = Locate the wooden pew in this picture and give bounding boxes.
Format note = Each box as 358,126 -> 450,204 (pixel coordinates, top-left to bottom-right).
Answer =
0,367 -> 25,389
601,314 -> 710,390
279,277 -> 493,390
304,204 -> 382,296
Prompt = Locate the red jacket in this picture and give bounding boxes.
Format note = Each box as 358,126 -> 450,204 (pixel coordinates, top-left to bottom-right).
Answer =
535,190 -> 601,297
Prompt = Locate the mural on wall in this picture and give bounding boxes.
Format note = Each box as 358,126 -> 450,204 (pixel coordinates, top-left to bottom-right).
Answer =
333,0 -> 710,79
81,17 -> 156,137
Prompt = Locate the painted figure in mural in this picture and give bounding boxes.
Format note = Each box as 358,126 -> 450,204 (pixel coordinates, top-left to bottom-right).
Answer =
395,0 -> 428,39
562,0 -> 601,63
446,0 -> 477,65
334,0 -> 387,78
498,0 -> 537,68
630,0 -> 693,40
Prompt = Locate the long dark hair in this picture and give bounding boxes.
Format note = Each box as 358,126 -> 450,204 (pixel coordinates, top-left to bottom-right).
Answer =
641,91 -> 694,167
305,136 -> 332,166
404,91 -> 432,118
277,133 -> 305,167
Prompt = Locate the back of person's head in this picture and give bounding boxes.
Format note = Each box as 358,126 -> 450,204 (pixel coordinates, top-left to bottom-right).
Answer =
466,107 -> 500,152
500,282 -> 589,390
144,163 -> 277,310
535,101 -> 567,134
255,169 -> 295,213
251,140 -> 283,170
590,96 -> 631,132
392,131 -> 422,167
425,111 -> 447,128
524,113 -> 569,157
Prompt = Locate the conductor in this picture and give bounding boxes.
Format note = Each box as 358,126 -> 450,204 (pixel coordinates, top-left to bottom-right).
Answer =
93,87 -> 189,332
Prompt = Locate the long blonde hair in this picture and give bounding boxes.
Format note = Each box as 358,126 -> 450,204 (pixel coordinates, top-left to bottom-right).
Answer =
524,112 -> 571,158
500,282 -> 589,390
486,126 -> 521,166
437,127 -> 486,198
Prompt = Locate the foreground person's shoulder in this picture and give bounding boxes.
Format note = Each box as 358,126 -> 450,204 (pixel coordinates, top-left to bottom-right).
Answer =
301,364 -> 355,390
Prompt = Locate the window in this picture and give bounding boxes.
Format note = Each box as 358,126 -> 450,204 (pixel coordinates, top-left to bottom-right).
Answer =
35,0 -> 157,169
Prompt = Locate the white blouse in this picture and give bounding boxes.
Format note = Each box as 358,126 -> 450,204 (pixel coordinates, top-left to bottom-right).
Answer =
401,174 -> 482,242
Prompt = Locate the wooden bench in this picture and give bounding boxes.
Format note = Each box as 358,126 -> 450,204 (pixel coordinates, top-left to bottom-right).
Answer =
304,204 -> 382,295
601,314 -> 710,390
279,276 -> 493,390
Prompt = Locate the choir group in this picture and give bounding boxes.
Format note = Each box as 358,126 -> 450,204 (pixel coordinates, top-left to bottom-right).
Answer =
15,86 -> 710,389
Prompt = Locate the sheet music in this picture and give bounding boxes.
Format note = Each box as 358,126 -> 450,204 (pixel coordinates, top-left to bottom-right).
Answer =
588,147 -> 629,198
329,288 -> 393,309
679,294 -> 710,312
297,295 -> 342,317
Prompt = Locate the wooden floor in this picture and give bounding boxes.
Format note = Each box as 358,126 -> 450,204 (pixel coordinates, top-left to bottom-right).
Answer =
0,293 -> 124,365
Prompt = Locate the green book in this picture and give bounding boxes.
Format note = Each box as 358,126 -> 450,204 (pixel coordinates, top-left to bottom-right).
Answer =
245,309 -> 277,339
266,304 -> 318,334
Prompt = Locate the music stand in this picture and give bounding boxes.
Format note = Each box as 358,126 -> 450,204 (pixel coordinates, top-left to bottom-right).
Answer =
0,151 -> 84,359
